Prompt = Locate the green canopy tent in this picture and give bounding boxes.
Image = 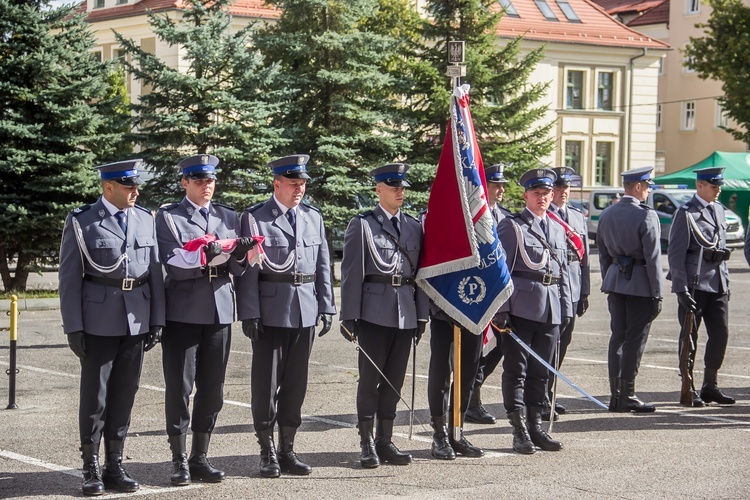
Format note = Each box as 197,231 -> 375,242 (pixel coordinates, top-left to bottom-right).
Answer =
653,151 -> 750,230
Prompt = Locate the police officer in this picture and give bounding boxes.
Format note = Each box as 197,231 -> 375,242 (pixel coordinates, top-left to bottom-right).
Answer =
495,168 -> 572,455
465,163 -> 512,425
236,154 -> 336,478
59,160 -> 165,495
597,166 -> 663,413
667,167 -> 735,406
156,154 -> 253,486
339,163 -> 428,468
545,166 -> 590,420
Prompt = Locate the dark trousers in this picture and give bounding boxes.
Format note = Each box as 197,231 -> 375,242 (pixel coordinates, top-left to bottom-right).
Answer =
251,325 -> 314,431
607,293 -> 653,380
473,337 -> 503,387
162,321 -> 231,437
548,302 -> 577,395
79,333 -> 145,444
356,320 -> 412,421
427,317 -> 483,421
677,290 -> 729,370
501,315 -> 558,413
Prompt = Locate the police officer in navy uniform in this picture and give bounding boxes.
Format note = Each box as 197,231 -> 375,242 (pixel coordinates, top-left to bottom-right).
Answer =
545,166 -> 591,420
465,163 -> 512,425
494,168 -> 572,455
668,167 -> 735,406
59,160 -> 165,496
236,155 -> 336,478
156,154 -> 254,486
597,166 -> 663,413
339,163 -> 428,468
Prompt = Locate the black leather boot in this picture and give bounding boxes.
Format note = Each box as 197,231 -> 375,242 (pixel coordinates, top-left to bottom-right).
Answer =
80,443 -> 104,496
375,419 -> 412,465
357,420 -> 380,469
430,415 -> 456,460
256,428 -> 280,478
540,394 -> 559,422
608,377 -> 620,412
507,410 -> 535,455
101,440 -> 139,492
700,368 -> 735,404
168,434 -> 191,486
449,427 -> 484,458
527,407 -> 563,451
465,386 -> 496,424
188,432 -> 225,482
278,426 -> 312,475
616,378 -> 656,413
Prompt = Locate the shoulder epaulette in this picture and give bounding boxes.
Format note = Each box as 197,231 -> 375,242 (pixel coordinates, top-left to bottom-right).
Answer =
301,202 -> 321,213
404,212 -> 420,222
212,201 -> 235,211
160,203 -> 180,211
498,205 -> 513,214
568,205 -> 583,214
639,203 -> 652,210
357,210 -> 375,219
244,202 -> 264,213
134,204 -> 152,214
71,204 -> 91,216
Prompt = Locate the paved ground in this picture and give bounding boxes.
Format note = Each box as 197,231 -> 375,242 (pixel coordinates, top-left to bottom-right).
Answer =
1,253 -> 750,498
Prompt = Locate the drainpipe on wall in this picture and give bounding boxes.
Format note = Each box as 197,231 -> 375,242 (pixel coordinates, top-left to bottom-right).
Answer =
625,48 -> 648,177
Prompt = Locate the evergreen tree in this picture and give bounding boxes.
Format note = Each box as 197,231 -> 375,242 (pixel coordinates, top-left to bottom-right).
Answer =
253,0 -> 411,238
115,0 -> 288,209
0,0 -> 128,292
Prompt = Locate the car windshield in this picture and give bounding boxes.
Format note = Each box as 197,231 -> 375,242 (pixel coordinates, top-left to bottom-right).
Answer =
670,192 -> 694,205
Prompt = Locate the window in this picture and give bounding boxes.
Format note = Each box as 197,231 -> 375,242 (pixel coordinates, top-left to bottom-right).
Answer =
498,0 -> 519,17
534,0 -> 558,20
557,0 -> 581,22
116,0 -> 127,3
687,0 -> 699,14
566,70 -> 584,110
682,101 -> 696,130
656,104 -> 662,131
715,101 -> 730,129
94,0 -> 104,7
597,72 -> 613,111
564,141 -> 582,172
683,46 -> 697,74
90,50 -> 103,62
595,142 -> 613,186
658,57 -> 664,76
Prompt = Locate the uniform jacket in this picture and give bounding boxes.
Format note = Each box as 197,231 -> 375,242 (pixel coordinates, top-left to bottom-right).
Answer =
550,203 -> 591,301
667,195 -> 729,294
59,198 -> 165,336
155,198 -> 246,325
236,196 -> 336,328
497,207 -> 573,323
340,206 -> 429,329
598,196 -> 663,298
490,204 -> 513,225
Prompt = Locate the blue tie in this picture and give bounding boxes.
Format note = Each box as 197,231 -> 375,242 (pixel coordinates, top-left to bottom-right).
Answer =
540,218 -> 547,238
115,211 -> 127,235
286,209 -> 296,229
391,216 -> 400,237
199,207 -> 209,222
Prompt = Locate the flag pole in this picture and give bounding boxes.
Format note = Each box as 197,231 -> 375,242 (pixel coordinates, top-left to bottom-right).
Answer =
453,324 -> 462,440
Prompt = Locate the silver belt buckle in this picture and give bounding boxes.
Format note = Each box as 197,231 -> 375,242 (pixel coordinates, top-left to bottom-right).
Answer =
209,266 -> 219,281
542,274 -> 553,286
391,274 -> 402,287
122,278 -> 134,291
293,273 -> 304,286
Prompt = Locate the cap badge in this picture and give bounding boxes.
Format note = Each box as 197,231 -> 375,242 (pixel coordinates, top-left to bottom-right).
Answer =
200,155 -> 209,165
537,169 -> 545,177
297,156 -> 305,165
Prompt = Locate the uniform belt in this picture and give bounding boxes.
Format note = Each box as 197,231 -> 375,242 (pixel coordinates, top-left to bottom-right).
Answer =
84,273 -> 149,291
364,274 -> 415,287
206,266 -> 230,280
259,272 -> 316,286
631,258 -> 647,265
512,270 -> 561,286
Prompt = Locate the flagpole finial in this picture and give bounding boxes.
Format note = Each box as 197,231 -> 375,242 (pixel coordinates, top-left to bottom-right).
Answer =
446,40 -> 467,89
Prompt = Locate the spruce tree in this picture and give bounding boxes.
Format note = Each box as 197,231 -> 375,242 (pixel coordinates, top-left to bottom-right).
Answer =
115,0 -> 288,209
253,0 -> 411,240
0,0 -> 128,292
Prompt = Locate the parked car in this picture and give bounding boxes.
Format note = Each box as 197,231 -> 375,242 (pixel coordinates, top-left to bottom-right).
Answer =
587,186 -> 745,249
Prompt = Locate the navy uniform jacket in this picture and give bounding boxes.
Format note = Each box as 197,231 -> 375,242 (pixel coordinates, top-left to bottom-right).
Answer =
497,208 -> 573,323
340,206 -> 429,329
155,198 -> 246,325
667,195 -> 729,294
551,203 -> 591,301
490,204 -> 512,225
598,196 -> 663,298
59,198 -> 165,336
236,197 -> 336,328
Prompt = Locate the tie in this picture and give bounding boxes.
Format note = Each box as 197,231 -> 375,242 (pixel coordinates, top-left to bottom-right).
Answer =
286,209 -> 296,229
540,218 -> 547,239
115,211 -> 127,235
199,207 -> 209,222
391,216 -> 400,237
559,207 -> 568,223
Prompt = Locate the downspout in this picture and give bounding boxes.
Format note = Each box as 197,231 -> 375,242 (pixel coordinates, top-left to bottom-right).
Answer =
626,48 -> 648,179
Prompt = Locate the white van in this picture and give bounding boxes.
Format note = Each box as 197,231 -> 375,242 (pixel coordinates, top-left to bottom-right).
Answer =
587,186 -> 745,249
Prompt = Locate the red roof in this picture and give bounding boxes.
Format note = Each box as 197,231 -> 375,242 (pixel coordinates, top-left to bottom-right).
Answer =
75,0 -> 279,23
495,0 -> 669,49
627,0 -> 669,27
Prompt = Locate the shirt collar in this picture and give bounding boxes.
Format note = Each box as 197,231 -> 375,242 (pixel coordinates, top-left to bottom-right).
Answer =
185,197 -> 211,212
273,194 -> 297,215
695,194 -> 711,208
379,204 -> 402,221
100,196 -> 126,218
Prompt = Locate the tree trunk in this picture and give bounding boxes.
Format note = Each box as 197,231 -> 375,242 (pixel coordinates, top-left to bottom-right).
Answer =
0,248 -> 30,292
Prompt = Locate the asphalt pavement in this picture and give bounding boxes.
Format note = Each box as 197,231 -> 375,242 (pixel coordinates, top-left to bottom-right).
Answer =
1,253 -> 750,499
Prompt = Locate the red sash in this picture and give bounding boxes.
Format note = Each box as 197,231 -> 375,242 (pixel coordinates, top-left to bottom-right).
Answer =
547,209 -> 585,262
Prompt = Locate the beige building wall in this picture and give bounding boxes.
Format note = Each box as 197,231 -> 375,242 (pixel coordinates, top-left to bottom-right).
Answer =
658,0 -> 748,174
